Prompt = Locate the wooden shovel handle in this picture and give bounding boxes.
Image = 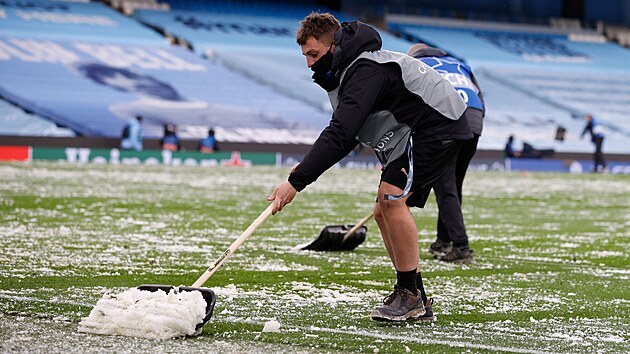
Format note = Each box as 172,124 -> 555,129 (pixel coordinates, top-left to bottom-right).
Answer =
342,212 -> 374,242
192,204 -> 274,288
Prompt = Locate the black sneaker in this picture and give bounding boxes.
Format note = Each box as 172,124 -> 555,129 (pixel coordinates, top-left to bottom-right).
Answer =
370,285 -> 426,322
437,246 -> 474,264
414,298 -> 437,322
429,239 -> 451,258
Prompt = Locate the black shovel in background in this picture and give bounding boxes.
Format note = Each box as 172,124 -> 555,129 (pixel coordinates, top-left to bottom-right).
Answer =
302,212 -> 373,251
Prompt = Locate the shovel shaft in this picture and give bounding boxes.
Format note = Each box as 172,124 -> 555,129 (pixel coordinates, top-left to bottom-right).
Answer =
342,212 -> 374,242
192,203 -> 274,288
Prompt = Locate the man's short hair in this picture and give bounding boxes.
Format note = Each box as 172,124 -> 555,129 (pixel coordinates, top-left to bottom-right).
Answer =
296,12 -> 340,46
407,43 -> 429,56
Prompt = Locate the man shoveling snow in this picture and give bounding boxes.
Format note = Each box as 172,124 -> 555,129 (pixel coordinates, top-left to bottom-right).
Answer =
78,288 -> 207,340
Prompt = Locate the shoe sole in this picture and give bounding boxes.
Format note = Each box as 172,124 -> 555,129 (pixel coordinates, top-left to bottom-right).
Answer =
412,313 -> 437,322
430,248 -> 451,259
370,307 -> 426,322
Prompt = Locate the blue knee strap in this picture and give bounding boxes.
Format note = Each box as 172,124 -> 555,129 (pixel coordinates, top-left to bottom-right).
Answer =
384,139 -> 413,201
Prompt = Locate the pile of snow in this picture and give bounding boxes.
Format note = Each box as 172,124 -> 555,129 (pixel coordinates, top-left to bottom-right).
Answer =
78,288 -> 207,340
262,320 -> 281,333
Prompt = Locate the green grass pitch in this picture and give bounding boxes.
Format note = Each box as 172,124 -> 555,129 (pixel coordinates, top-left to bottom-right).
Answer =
0,162 -> 628,353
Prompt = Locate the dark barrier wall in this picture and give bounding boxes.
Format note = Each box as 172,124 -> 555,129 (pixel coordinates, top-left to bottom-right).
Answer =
345,0 -> 630,25
344,0 -> 563,19
585,0 -> 630,25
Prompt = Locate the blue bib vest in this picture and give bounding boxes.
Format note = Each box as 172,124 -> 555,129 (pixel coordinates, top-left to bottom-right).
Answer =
418,56 -> 484,111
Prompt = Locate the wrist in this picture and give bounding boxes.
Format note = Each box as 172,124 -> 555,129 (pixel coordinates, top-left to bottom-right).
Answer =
288,173 -> 306,192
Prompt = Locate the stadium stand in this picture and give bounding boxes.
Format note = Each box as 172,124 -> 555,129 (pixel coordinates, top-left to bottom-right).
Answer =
1,0 -> 628,157
0,0 -> 330,143
0,99 -> 75,137
165,0 -> 338,18
133,2 -> 413,111
600,22 -> 630,47
0,0 -> 164,44
106,0 -> 170,16
387,15 -> 630,153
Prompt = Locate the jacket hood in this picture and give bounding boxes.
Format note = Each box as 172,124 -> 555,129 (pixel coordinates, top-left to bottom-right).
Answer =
408,45 -> 448,59
331,21 -> 382,77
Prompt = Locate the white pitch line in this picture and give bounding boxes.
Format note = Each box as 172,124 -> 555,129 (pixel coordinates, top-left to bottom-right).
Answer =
307,325 -> 549,354
225,318 -> 550,354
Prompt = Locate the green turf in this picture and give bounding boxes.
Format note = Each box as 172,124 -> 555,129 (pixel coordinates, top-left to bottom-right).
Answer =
0,162 -> 628,353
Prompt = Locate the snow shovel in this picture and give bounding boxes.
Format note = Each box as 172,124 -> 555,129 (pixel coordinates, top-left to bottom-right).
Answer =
138,203 -> 274,331
301,212 -> 373,251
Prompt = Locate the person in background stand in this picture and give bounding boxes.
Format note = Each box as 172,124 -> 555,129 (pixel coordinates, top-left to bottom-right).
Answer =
581,113 -> 607,173
198,128 -> 219,153
408,43 -> 484,264
120,115 -> 143,151
161,124 -> 181,151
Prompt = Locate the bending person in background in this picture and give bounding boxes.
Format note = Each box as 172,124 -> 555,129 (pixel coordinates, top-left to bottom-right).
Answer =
268,13 -> 471,322
408,44 -> 484,264
581,113 -> 607,172
120,115 -> 143,151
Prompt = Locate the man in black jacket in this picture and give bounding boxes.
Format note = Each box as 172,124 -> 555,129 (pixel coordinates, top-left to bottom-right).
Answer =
268,13 -> 472,322
408,44 -> 485,264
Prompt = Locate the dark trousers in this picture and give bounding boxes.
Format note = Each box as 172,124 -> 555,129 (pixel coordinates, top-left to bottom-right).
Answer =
593,137 -> 606,172
434,135 -> 479,247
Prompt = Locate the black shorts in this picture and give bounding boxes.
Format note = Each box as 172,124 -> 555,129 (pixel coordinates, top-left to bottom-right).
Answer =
380,139 -> 461,208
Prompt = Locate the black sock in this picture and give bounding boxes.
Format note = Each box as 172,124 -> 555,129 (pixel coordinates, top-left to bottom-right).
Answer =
416,272 -> 428,303
396,269 -> 417,294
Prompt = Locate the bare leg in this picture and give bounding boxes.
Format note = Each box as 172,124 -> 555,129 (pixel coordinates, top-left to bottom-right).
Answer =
373,202 -> 396,267
370,183 -> 427,322
377,182 -> 418,272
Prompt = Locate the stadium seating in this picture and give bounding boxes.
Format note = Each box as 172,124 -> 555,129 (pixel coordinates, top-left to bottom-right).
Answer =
0,99 -> 75,137
164,0 -> 335,18
0,0 -> 164,44
107,0 -> 170,16
1,0 -> 628,155
388,15 -> 630,153
0,0 -> 330,142
134,5 -> 413,111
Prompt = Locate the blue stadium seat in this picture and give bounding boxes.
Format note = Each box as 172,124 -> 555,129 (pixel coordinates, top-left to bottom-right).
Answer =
0,99 -> 75,137
0,0 -> 164,44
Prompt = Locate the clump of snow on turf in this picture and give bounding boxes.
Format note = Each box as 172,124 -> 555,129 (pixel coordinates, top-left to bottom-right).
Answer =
262,320 -> 281,332
78,288 -> 206,339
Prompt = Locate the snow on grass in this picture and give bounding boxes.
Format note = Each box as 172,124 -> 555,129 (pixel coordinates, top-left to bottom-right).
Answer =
0,163 -> 628,353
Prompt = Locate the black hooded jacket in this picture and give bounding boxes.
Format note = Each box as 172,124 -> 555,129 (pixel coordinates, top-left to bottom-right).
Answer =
288,21 -> 472,192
